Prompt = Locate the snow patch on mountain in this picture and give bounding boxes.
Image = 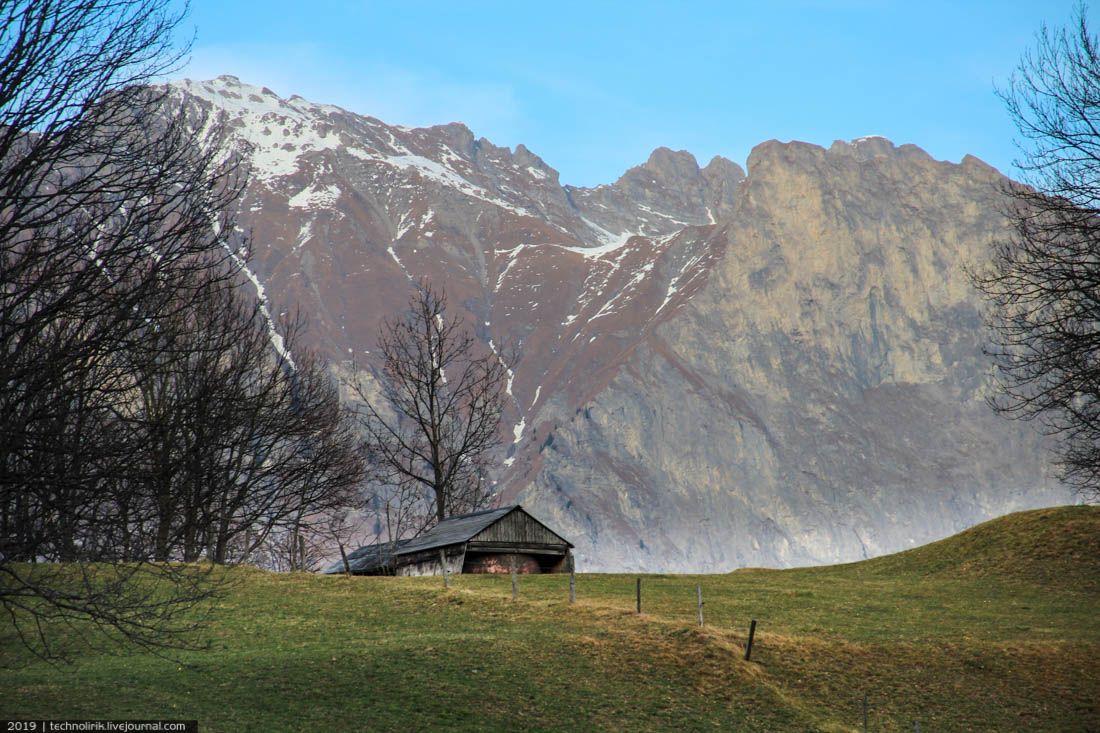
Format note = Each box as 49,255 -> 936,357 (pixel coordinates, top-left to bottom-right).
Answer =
223,244 -> 295,369
362,151 -> 537,217
488,336 -> 524,462
294,220 -> 313,252
171,77 -> 348,181
494,244 -> 530,291
386,244 -> 412,280
658,251 -> 707,314
289,183 -> 341,209
590,261 -> 655,322
573,217 -> 637,257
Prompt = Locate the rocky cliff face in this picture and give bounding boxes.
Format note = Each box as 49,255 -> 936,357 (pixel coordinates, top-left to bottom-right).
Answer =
166,76 -> 1070,570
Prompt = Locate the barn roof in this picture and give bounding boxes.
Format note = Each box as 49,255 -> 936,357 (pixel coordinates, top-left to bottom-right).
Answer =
325,539 -> 409,574
398,506 -> 517,554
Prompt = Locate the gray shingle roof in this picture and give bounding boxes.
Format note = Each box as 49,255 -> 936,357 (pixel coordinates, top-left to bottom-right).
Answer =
397,506 -> 517,555
322,539 -> 408,574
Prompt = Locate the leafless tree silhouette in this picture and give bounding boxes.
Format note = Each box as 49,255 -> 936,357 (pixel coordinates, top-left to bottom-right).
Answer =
0,0 -> 363,664
974,4 -> 1100,500
348,281 -> 508,543
0,0 -> 243,662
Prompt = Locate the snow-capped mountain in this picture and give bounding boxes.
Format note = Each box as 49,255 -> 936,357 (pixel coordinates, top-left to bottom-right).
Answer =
165,75 -> 1070,571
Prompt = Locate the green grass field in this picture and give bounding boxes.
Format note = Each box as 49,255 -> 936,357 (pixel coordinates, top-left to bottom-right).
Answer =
2,505 -> 1098,731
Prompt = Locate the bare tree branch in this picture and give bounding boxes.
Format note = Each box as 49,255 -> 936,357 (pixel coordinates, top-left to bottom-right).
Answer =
974,4 -> 1100,501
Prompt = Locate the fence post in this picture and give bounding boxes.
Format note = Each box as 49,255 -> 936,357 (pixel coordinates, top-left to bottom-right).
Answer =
862,692 -> 868,733
636,577 -> 641,614
568,556 -> 576,604
744,619 -> 757,661
439,548 -> 450,589
696,584 -> 704,627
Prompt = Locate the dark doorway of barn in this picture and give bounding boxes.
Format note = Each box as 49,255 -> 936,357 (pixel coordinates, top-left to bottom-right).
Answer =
462,551 -> 568,574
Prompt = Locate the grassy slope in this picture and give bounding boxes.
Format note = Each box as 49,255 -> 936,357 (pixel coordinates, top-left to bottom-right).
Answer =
1,505 -> 1098,732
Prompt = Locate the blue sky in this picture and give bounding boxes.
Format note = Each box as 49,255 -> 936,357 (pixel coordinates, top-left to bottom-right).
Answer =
177,1 -> 1088,187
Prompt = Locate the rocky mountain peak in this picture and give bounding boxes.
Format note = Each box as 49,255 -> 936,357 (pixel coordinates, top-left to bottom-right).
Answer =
702,154 -> 745,180
513,143 -> 556,180
960,153 -> 1002,176
640,146 -> 701,179
426,121 -> 477,158
745,138 -> 828,175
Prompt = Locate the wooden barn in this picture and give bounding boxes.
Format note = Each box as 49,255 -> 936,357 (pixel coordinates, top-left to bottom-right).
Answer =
325,505 -> 573,576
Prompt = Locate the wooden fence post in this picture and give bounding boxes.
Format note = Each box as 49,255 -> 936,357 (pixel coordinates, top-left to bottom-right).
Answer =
696,584 -> 704,627
568,556 -> 576,604
862,692 -> 868,733
636,577 -> 641,614
744,619 -> 757,661
439,549 -> 450,589
338,541 -> 351,577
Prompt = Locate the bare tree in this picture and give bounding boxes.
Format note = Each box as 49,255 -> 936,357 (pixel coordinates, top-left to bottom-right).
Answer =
0,0 -> 242,662
206,327 -> 365,565
349,281 -> 507,536
0,0 -> 369,663
123,268 -> 365,566
973,4 -> 1100,500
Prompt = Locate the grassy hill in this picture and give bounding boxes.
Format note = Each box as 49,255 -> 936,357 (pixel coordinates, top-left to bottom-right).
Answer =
2,506 -> 1098,731
851,504 -> 1098,583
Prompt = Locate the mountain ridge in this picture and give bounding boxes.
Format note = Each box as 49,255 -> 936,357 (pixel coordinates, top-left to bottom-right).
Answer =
163,75 -> 1071,571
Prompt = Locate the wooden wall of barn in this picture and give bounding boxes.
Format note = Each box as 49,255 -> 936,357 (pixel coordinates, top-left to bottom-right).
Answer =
471,510 -> 567,547
394,546 -> 465,577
